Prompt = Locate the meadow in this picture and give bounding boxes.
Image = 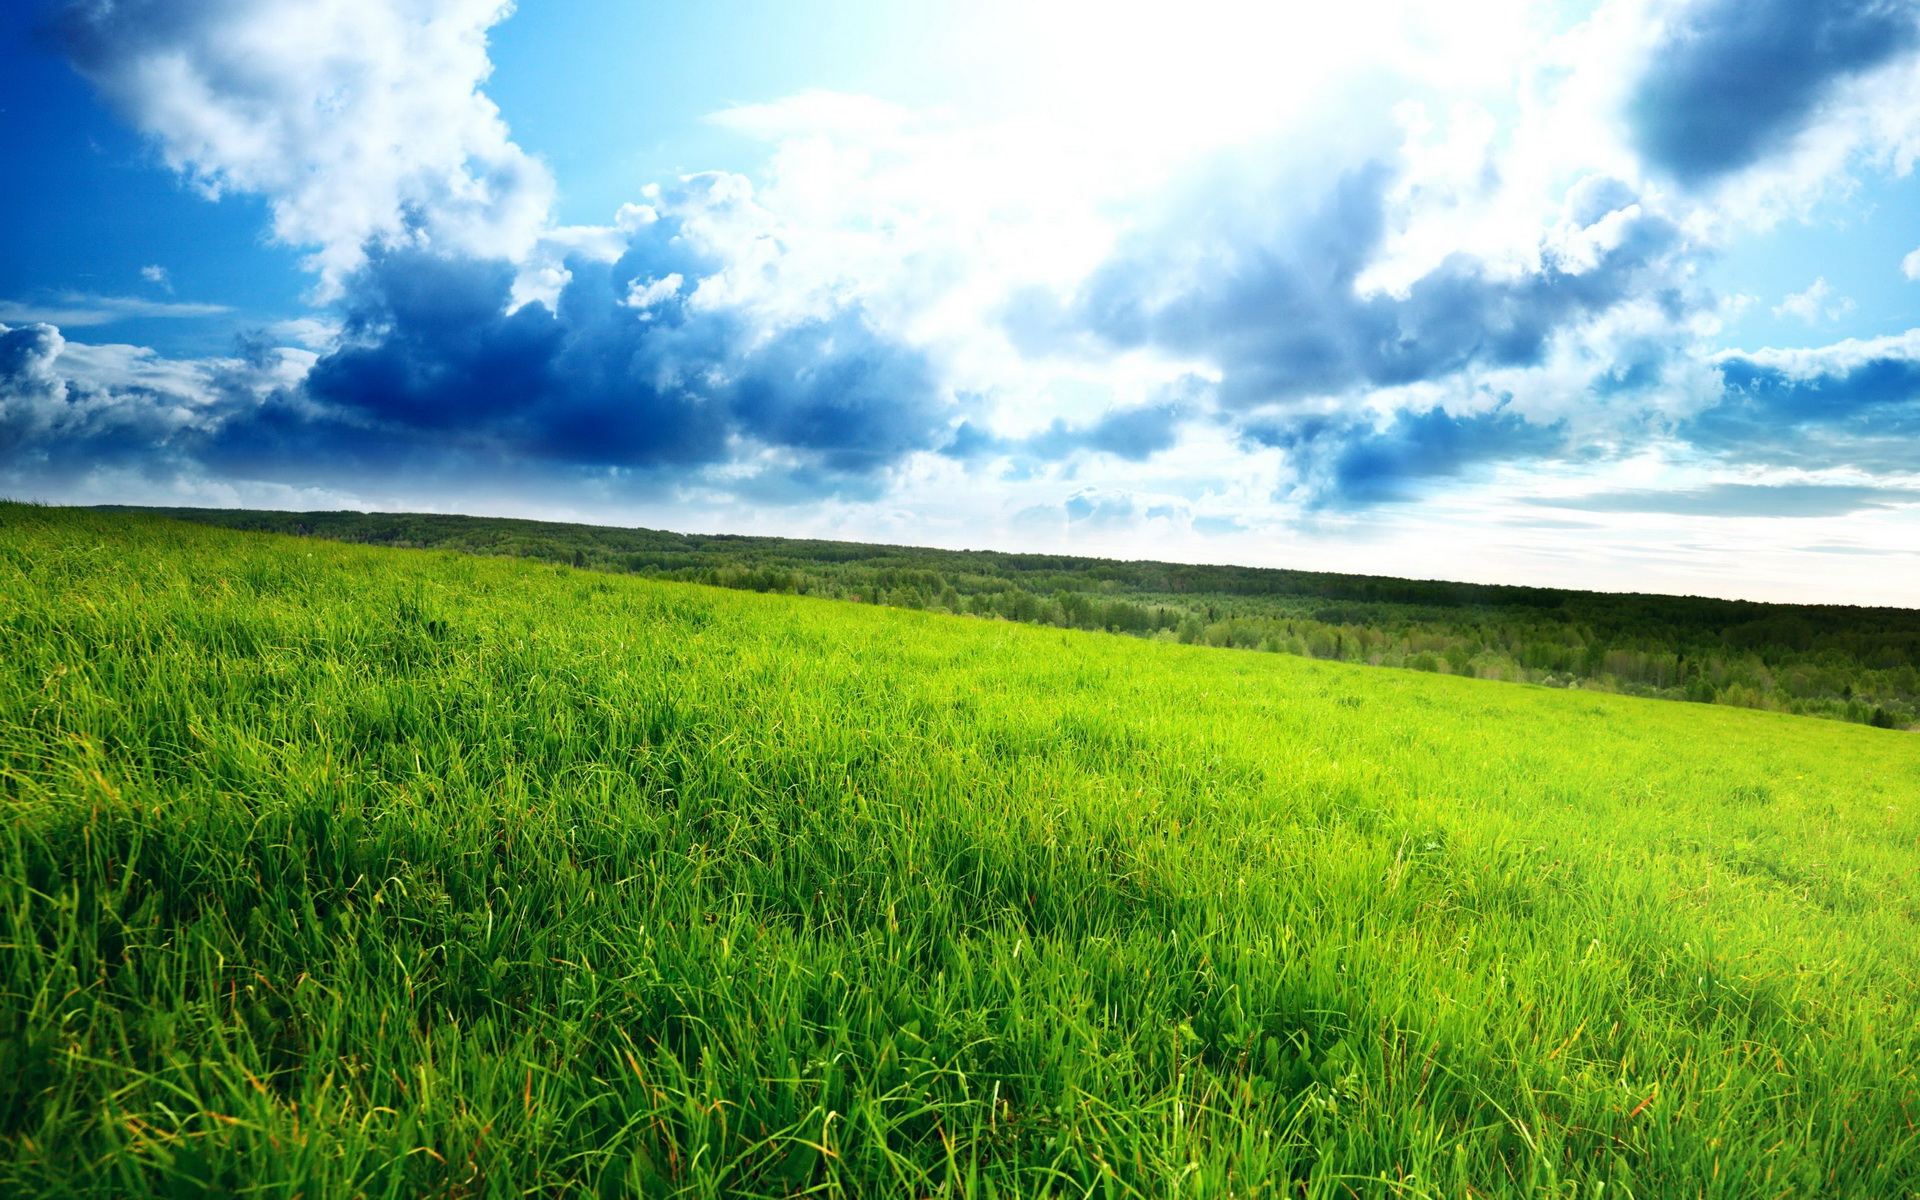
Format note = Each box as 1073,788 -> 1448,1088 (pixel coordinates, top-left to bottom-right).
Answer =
3,502 -> 1918,1198
127,506 -> 1920,730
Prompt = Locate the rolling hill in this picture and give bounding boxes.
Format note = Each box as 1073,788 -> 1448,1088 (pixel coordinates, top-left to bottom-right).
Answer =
113,505 -> 1920,731
4,503 -> 1917,1197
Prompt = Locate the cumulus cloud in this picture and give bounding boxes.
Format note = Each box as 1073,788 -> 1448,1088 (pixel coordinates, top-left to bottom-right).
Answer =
291,176 -> 950,484
58,0 -> 554,291
1628,0 -> 1920,186
1904,247 -> 1920,280
991,142 -> 1703,507
2,176 -> 953,497
1063,488 -> 1144,529
1773,277 -> 1856,324
139,265 -> 171,291
0,325 -> 67,424
0,321 -> 309,484
1037,159 -> 1689,417
21,3 -> 975,498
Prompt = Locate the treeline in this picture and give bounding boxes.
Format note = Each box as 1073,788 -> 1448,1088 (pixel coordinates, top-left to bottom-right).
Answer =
108,506 -> 1918,730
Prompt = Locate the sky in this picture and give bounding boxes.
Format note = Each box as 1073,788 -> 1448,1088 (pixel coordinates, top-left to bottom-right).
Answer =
3,0 -> 1920,605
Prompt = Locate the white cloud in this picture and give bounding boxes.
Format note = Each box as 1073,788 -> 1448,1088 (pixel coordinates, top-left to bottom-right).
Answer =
0,321 -> 311,463
62,0 -> 553,293
266,316 -> 343,350
1904,247 -> 1920,281
1714,326 -> 1920,379
140,264 -> 172,291
1772,277 -> 1856,324
0,294 -> 231,327
623,274 -> 683,312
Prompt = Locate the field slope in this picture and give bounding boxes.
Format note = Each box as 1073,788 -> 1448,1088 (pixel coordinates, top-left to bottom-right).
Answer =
2,503 -> 1917,1198
118,504 -> 1920,730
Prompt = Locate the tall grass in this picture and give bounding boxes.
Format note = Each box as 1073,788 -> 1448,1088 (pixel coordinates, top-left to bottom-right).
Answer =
2,502 -> 1917,1197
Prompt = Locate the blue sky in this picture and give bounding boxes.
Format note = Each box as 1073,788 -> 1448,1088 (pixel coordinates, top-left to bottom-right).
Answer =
3,0 -> 1920,604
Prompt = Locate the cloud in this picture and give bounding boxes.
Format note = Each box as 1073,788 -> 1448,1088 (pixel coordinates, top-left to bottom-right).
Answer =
26,0 -> 1920,543
1062,487 -> 1142,528
1001,149 -> 1692,509
1529,482 -> 1920,518
1628,0 -> 1920,186
295,177 -> 950,483
1008,487 -> 1201,535
26,0 -> 963,500
2,177 -> 953,497
1246,403 -> 1568,506
1772,277 -> 1855,323
1031,403 -> 1186,461
0,321 -> 309,482
945,401 -> 1188,463
1681,331 -> 1920,469
1904,247 -> 1920,280
266,317 -> 340,350
57,0 -> 554,291
1191,516 -> 1245,536
1041,158 -> 1689,414
0,294 -> 231,327
0,325 -> 66,417
140,265 -> 171,291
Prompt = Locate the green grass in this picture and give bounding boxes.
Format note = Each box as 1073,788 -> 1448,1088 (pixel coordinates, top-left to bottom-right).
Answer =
2,502 -> 1917,1198
119,504 -> 1920,730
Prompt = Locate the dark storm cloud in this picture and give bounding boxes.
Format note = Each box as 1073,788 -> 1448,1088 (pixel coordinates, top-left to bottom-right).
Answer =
1245,404 -> 1568,506
1681,347 -> 1920,471
1529,482 -> 1920,518
1628,0 -> 1920,185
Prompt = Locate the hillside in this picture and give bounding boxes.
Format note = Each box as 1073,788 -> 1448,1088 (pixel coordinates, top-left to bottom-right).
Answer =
4,503 -> 1919,1197
111,505 -> 1920,730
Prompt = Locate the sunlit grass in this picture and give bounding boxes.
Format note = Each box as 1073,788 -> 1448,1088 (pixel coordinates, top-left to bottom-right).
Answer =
2,502 -> 1916,1197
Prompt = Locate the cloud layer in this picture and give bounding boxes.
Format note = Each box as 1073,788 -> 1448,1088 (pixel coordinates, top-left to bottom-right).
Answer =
1687,333 -> 1920,471
0,294 -> 232,327
1532,481 -> 1920,517
5,0 -> 1920,576
4,176 -> 957,498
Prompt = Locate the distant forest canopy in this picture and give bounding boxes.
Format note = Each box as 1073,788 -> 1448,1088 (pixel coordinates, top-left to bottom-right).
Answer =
106,506 -> 1918,730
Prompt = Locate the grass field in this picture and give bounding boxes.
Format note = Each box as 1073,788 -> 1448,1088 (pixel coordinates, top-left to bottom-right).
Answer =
119,504 -> 1920,731
2,502 -> 1918,1198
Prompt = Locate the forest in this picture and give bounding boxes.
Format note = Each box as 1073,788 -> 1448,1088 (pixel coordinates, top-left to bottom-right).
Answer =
118,505 -> 1919,729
